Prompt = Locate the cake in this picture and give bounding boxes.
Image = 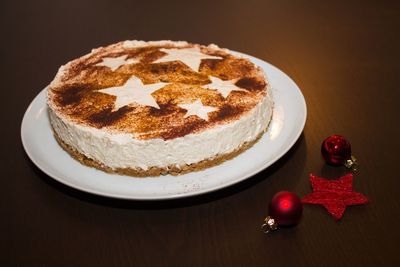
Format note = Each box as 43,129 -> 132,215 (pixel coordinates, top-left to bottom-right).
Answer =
47,40 -> 273,176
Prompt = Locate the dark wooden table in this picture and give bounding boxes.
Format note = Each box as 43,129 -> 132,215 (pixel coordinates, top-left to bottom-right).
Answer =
2,0 -> 399,266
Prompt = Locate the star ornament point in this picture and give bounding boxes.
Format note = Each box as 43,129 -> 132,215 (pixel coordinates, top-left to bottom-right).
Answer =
153,47 -> 222,72
98,76 -> 168,110
302,173 -> 369,220
202,76 -> 247,98
95,55 -> 139,71
178,99 -> 217,121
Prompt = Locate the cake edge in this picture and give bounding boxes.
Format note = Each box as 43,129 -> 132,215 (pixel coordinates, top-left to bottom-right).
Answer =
52,121 -> 270,177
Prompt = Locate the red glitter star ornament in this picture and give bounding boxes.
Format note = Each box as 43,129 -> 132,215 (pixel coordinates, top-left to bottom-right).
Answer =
302,173 -> 368,220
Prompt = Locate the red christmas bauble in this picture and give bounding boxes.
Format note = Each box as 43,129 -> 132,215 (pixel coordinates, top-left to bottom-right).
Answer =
321,135 -> 351,166
269,191 -> 303,226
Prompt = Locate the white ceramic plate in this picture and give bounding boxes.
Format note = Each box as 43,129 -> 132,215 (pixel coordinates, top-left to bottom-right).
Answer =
21,52 -> 306,200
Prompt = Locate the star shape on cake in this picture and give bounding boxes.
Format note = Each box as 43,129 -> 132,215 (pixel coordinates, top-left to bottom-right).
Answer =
98,76 -> 169,110
302,173 -> 369,220
95,55 -> 140,71
202,76 -> 247,98
152,47 -> 223,72
178,99 -> 217,121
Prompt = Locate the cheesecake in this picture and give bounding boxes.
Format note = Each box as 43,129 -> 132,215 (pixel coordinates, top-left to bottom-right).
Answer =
47,40 -> 273,176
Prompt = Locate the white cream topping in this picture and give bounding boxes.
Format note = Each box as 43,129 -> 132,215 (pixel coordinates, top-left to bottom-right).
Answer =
48,89 -> 273,171
178,99 -> 217,121
202,76 -> 247,98
98,76 -> 169,110
95,55 -> 139,71
123,40 -> 190,49
153,47 -> 222,72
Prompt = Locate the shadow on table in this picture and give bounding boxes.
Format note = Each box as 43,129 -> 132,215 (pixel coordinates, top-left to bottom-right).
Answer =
25,133 -> 305,210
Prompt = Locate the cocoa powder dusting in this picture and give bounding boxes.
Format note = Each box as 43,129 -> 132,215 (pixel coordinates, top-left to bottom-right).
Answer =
88,106 -> 134,127
235,77 -> 266,91
49,42 -> 268,140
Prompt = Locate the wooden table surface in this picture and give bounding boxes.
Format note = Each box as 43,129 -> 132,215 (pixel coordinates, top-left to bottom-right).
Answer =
2,0 -> 399,266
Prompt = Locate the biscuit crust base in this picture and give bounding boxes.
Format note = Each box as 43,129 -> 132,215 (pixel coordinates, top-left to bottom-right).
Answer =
53,129 -> 265,177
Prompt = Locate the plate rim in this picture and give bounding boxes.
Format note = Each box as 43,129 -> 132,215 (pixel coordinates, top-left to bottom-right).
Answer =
21,52 -> 307,200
